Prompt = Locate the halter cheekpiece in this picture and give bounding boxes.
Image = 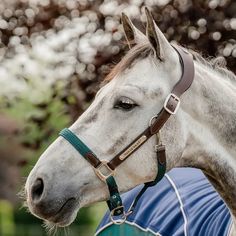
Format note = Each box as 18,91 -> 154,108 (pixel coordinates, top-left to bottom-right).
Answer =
59,45 -> 195,224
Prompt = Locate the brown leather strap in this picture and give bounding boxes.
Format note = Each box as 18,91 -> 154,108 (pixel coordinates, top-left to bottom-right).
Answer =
108,45 -> 194,170
172,45 -> 195,97
84,152 -> 102,168
155,144 -> 166,166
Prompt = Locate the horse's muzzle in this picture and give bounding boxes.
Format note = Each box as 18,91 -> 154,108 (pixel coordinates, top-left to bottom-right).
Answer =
26,176 -> 77,225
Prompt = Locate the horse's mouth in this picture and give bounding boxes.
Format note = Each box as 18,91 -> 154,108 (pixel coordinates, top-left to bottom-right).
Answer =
46,198 -> 78,226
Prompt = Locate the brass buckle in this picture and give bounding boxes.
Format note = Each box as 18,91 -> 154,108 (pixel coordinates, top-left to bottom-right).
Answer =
94,160 -> 115,182
164,93 -> 180,115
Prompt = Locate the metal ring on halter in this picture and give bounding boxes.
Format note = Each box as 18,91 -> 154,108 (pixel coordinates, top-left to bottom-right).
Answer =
109,207 -> 127,225
149,115 -> 158,127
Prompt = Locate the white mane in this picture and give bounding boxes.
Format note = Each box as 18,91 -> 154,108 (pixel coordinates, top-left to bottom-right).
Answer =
191,50 -> 236,82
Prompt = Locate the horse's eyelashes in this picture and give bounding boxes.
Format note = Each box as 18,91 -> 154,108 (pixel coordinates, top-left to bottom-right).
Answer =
114,97 -> 138,111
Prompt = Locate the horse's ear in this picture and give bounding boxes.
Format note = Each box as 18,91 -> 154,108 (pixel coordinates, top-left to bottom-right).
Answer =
145,7 -> 174,61
121,13 -> 146,49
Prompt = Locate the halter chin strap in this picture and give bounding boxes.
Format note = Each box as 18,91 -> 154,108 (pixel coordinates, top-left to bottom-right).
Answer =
59,45 -> 194,224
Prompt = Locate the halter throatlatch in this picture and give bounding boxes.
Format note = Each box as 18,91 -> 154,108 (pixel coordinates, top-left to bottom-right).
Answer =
59,45 -> 195,224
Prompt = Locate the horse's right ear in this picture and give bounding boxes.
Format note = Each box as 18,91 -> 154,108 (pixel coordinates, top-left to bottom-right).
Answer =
121,13 -> 146,49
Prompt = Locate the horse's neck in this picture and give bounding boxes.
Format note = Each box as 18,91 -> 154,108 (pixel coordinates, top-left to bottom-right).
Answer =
179,61 -> 236,230
184,62 -> 236,155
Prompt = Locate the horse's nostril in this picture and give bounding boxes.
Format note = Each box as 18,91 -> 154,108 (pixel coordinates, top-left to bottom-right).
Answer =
31,178 -> 44,201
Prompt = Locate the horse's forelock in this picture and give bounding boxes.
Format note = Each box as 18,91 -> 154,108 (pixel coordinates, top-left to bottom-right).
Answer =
103,42 -> 153,83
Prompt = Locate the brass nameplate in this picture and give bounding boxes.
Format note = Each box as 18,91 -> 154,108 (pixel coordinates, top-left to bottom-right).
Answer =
119,135 -> 147,160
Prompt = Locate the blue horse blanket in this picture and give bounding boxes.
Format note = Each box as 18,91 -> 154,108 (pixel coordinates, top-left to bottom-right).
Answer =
96,168 -> 232,236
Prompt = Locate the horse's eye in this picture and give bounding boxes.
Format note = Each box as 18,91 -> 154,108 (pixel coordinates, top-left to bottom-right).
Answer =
114,97 -> 137,111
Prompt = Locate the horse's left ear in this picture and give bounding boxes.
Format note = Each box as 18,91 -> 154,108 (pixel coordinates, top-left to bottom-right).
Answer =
121,13 -> 146,49
145,7 -> 175,61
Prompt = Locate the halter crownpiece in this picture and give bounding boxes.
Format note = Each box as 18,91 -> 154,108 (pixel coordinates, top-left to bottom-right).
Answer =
59,45 -> 195,224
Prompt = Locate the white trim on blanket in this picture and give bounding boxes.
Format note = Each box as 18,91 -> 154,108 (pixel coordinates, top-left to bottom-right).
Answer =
165,173 -> 188,236
227,218 -> 233,236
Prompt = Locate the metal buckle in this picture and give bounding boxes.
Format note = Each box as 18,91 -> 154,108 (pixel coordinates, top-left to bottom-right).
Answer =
109,206 -> 127,225
155,144 -> 165,152
94,160 -> 115,182
164,93 -> 180,115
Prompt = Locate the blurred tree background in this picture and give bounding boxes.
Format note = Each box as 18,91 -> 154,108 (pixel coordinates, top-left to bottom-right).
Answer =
0,0 -> 235,235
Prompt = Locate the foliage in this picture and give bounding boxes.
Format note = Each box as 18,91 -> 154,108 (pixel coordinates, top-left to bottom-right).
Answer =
1,76 -> 69,161
0,200 -> 15,236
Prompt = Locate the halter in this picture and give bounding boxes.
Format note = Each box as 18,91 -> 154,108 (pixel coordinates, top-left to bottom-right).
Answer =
59,45 -> 195,224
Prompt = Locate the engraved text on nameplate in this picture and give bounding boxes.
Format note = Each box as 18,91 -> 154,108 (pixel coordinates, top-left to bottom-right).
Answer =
119,135 -> 147,160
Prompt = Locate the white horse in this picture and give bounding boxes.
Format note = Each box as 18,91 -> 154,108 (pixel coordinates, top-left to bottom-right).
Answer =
25,9 -> 236,235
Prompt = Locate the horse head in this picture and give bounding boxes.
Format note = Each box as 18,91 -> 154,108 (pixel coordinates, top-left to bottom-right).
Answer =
25,9 -> 191,227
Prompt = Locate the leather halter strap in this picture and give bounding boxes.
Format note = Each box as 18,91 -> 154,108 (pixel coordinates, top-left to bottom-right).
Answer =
60,45 -> 194,170
107,45 -> 194,170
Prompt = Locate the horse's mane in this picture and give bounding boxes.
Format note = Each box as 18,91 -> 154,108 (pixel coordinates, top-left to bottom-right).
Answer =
104,42 -> 236,83
191,50 -> 236,82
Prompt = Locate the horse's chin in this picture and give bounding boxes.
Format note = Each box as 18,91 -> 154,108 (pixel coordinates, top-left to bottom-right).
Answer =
27,197 -> 80,228
46,209 -> 78,227
47,205 -> 79,227
43,211 -> 77,233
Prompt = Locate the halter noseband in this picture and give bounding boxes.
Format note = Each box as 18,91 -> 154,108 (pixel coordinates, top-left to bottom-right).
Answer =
59,45 -> 195,224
